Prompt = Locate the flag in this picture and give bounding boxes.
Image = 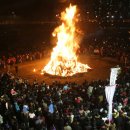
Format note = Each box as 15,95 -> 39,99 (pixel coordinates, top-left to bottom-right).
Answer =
110,67 -> 121,86
105,85 -> 116,121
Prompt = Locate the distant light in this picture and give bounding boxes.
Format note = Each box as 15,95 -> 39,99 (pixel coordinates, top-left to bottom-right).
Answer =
96,15 -> 98,18
120,16 -> 123,19
111,15 -> 114,18
106,16 -> 109,18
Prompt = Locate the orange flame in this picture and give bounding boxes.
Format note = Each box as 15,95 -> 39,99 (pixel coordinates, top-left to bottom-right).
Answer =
42,5 -> 91,76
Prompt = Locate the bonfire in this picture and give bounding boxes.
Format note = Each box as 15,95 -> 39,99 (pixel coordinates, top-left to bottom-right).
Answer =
41,5 -> 91,76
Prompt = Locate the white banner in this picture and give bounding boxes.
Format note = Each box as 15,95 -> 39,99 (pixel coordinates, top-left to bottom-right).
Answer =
110,67 -> 120,86
105,85 -> 116,121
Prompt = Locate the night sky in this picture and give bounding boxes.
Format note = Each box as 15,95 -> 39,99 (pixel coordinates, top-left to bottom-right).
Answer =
0,0 -> 54,18
0,0 -> 84,19
0,0 -> 83,51
1,0 -> 129,19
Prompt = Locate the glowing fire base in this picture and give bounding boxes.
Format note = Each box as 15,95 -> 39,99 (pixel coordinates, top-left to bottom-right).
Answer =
41,58 -> 91,77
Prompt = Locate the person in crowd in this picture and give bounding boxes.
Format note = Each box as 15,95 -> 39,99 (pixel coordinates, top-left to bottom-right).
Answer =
0,64 -> 130,130
0,36 -> 130,130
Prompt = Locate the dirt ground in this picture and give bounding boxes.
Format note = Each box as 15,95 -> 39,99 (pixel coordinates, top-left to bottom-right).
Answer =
1,54 -> 120,85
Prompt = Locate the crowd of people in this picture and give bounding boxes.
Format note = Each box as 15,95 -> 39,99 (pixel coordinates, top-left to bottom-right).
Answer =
82,36 -> 130,66
0,32 -> 130,130
0,35 -> 130,70
0,64 -> 130,130
0,50 -> 50,70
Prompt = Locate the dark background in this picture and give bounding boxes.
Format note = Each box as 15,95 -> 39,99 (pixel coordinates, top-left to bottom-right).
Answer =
0,0 -> 130,53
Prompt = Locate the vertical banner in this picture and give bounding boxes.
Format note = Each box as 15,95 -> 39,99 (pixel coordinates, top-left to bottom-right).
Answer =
110,67 -> 121,86
105,85 -> 116,121
105,66 -> 120,121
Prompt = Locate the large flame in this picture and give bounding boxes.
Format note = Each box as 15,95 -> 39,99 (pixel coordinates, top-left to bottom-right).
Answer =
42,5 -> 91,76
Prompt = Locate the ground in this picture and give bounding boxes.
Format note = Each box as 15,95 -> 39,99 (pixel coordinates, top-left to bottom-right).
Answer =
1,54 -> 120,84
